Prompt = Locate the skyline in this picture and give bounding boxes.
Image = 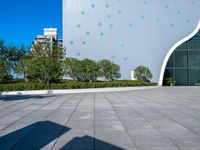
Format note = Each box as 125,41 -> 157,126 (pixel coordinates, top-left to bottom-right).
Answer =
0,0 -> 62,47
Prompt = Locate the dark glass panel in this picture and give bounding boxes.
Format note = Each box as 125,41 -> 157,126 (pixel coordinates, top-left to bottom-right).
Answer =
163,69 -> 174,85
189,50 -> 200,68
176,43 -> 187,50
175,69 -> 188,86
163,31 -> 200,86
188,41 -> 200,50
189,32 -> 200,49
174,51 -> 187,68
189,69 -> 200,85
166,53 -> 174,68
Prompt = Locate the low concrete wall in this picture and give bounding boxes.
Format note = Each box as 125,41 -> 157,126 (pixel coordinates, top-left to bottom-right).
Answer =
0,86 -> 158,96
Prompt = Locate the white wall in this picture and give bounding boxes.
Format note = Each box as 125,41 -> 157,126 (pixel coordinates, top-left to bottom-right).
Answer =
63,0 -> 200,83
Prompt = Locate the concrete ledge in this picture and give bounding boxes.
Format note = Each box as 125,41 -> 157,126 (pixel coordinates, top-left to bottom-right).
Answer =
0,86 -> 158,96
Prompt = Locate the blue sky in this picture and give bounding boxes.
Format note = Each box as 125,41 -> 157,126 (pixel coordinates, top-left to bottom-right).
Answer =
0,0 -> 62,47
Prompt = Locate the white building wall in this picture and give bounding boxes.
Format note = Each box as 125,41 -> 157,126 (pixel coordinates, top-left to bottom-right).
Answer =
63,0 -> 200,83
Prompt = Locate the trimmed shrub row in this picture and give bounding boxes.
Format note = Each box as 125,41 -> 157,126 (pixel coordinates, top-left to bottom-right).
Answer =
0,80 -> 157,92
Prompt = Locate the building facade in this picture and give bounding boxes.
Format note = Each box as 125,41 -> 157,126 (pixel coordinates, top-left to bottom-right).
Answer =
34,28 -> 58,44
63,0 -> 200,85
163,30 -> 200,86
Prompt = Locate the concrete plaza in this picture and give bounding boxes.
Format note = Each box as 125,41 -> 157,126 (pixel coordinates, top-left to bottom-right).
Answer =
0,87 -> 200,150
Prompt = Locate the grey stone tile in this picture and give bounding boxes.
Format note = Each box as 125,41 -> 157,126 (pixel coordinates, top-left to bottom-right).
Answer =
0,87 -> 200,149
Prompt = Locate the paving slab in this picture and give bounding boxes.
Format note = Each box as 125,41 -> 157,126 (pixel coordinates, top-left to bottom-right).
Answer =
0,87 -> 200,150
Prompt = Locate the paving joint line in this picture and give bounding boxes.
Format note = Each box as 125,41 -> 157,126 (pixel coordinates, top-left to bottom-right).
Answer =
93,93 -> 96,150
0,100 -> 31,111
133,93 -> 200,138
111,92 -> 181,150
8,94 -> 76,150
140,94 -> 200,127
104,93 -> 139,150
51,93 -> 87,150
0,100 -> 42,119
160,95 -> 200,113
0,94 -> 72,132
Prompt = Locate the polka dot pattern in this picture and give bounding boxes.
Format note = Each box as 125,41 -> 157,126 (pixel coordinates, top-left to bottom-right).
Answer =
64,0 -> 200,80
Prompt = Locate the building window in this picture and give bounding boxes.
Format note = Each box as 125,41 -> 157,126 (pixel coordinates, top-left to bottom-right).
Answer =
163,31 -> 200,86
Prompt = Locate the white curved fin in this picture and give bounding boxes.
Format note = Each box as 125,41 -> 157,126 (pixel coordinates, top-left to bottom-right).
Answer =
159,21 -> 200,86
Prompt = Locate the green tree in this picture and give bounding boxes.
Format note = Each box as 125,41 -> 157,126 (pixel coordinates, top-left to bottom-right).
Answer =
26,57 -> 62,84
0,40 -> 27,79
0,40 -> 13,82
78,58 -> 100,82
63,58 -> 100,82
133,66 -> 153,82
27,40 -> 66,84
63,58 -> 80,80
31,40 -> 66,60
99,59 -> 121,81
15,58 -> 30,81
165,77 -> 176,86
0,60 -> 11,82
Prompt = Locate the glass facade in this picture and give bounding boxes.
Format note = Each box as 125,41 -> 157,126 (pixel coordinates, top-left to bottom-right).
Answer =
163,31 -> 200,86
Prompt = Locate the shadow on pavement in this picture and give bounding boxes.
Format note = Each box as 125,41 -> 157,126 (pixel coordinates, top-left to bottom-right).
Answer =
0,121 -> 124,150
0,95 -> 56,101
60,135 -> 124,150
0,121 -> 70,150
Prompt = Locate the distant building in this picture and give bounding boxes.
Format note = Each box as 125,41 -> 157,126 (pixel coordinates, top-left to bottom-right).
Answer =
131,71 -> 136,81
34,28 -> 62,45
31,28 -> 62,54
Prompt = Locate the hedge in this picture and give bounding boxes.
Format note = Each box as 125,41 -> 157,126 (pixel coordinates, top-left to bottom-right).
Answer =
0,80 -> 157,92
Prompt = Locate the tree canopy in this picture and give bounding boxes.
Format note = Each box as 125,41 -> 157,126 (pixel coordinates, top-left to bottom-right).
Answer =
1,39 -> 122,84
98,59 -> 121,81
63,58 -> 121,82
133,66 -> 153,82
26,57 -> 62,84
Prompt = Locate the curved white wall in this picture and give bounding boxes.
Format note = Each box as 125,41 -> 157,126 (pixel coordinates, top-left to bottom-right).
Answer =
63,0 -> 200,83
159,21 -> 200,85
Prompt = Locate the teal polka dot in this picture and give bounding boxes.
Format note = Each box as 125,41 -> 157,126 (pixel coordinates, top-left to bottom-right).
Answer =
70,41 -> 74,45
107,14 -> 111,18
105,4 -> 109,8
144,1 -> 147,5
141,15 -> 145,19
91,4 -> 95,8
112,55 -> 116,59
129,23 -> 133,27
156,18 -> 160,23
100,32 -> 104,36
124,57 -> 128,61
171,24 -> 174,27
98,22 -> 102,26
177,11 -> 181,15
191,1 -> 194,4
86,31 -> 90,35
186,19 -> 190,23
77,24 -> 81,28
120,44 -> 124,48
109,24 -> 114,28
81,11 -> 85,15
165,5 -> 168,9
76,52 -> 80,56
82,41 -> 86,45
118,10 -> 122,14
118,0 -> 122,2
